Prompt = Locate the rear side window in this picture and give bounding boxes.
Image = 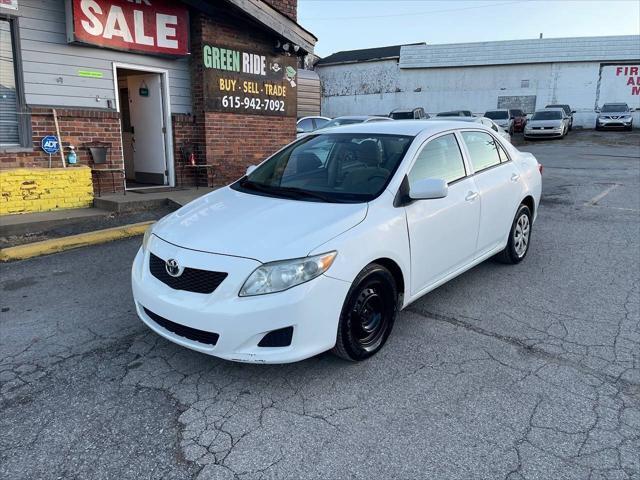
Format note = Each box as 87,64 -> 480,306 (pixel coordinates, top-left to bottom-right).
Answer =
298,118 -> 314,132
496,141 -> 510,163
461,131 -> 501,172
408,133 -> 466,185
313,118 -> 329,129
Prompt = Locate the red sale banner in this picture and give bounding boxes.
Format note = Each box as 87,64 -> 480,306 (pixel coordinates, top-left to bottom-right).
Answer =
68,0 -> 190,56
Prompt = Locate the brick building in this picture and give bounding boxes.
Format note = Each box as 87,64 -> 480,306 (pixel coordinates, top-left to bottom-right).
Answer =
0,0 -> 316,207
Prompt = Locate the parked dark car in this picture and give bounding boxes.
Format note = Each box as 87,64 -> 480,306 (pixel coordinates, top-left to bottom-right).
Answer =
545,104 -> 575,130
389,107 -> 429,120
436,110 -> 473,117
508,108 -> 528,132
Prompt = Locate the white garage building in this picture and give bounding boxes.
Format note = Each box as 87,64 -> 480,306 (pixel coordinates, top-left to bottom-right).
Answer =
315,35 -> 640,128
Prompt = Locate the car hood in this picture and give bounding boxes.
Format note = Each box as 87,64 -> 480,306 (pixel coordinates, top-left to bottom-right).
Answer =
528,119 -> 563,128
151,186 -> 368,262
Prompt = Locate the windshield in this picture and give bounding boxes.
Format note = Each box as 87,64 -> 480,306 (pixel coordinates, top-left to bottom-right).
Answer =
532,111 -> 562,120
390,112 -> 414,120
232,133 -> 414,203
319,118 -> 364,129
485,111 -> 508,120
602,104 -> 629,112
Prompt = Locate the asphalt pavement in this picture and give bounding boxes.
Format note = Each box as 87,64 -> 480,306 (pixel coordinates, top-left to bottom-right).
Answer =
1,130 -> 639,480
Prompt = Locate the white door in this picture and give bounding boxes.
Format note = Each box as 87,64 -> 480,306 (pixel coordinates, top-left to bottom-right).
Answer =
460,130 -> 523,254
127,73 -> 167,185
404,132 -> 481,295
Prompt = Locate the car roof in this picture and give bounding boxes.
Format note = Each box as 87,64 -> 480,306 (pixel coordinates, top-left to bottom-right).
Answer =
390,108 -> 420,113
428,116 -> 479,123
315,119 -> 489,136
333,115 -> 386,120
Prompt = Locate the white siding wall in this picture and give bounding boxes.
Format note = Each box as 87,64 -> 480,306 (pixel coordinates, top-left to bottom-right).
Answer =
14,0 -> 191,113
318,60 -> 639,128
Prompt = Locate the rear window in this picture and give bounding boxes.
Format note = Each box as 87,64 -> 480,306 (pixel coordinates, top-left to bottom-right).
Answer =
484,111 -> 508,120
546,105 -> 570,115
532,111 -> 562,120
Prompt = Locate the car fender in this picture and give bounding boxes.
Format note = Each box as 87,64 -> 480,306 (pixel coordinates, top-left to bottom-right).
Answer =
308,191 -> 412,306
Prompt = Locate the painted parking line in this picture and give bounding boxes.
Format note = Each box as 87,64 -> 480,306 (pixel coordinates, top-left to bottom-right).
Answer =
585,183 -> 621,206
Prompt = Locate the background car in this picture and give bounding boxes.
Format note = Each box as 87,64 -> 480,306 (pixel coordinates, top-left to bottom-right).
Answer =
545,104 -> 575,130
428,115 -> 512,143
297,116 -> 331,137
436,110 -> 473,117
484,109 -> 514,135
319,116 -> 393,129
596,103 -> 634,131
508,108 -> 528,132
524,109 -> 570,139
389,107 -> 429,120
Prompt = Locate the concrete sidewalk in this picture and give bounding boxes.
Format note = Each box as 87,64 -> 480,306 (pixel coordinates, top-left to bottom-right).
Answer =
1,187 -> 214,237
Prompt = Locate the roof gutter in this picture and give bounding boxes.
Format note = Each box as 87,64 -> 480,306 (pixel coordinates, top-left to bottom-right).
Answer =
183,0 -> 317,54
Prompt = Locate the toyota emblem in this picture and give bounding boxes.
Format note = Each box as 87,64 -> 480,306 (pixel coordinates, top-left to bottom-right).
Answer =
165,259 -> 182,277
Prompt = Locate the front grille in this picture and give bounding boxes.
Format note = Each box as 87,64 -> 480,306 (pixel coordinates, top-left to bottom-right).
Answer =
149,253 -> 227,294
143,307 -> 219,345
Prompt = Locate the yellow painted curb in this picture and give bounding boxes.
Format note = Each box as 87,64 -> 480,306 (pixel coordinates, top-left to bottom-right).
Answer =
0,221 -> 155,262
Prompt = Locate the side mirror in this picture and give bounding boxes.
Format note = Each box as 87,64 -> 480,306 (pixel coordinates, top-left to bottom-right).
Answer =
296,127 -> 304,134
595,109 -> 600,113
246,165 -> 257,176
571,110 -> 576,114
410,178 -> 448,200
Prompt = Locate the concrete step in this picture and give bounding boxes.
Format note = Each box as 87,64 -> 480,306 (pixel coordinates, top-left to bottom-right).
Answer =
94,187 -> 216,213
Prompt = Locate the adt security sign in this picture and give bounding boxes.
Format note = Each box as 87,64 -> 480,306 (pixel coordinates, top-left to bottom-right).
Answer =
41,135 -> 60,154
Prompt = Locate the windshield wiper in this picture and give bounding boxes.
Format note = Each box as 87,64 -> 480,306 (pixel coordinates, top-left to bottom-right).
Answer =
240,179 -> 338,203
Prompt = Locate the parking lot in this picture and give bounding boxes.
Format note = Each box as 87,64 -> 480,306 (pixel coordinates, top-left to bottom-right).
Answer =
1,130 -> 639,480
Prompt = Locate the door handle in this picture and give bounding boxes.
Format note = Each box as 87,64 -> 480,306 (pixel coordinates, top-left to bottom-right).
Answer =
510,173 -> 520,182
465,191 -> 479,202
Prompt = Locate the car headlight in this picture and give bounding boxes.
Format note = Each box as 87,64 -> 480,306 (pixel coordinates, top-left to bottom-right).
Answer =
239,251 -> 337,297
142,224 -> 154,252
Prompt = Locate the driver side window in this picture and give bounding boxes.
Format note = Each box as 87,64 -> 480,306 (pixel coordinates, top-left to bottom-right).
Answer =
408,134 -> 466,186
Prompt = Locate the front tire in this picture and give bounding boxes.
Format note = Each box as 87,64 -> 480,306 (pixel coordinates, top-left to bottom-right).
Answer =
496,204 -> 532,264
332,264 -> 398,361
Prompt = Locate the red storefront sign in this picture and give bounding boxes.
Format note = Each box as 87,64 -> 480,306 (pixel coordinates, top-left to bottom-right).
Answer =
67,0 -> 190,56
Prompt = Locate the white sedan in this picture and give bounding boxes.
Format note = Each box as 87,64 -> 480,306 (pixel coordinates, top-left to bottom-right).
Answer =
132,121 -> 542,363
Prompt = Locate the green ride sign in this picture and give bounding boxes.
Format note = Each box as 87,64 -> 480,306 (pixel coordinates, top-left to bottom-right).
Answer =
202,44 -> 297,117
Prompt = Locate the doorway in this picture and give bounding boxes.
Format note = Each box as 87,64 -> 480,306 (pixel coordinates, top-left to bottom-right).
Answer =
114,65 -> 173,189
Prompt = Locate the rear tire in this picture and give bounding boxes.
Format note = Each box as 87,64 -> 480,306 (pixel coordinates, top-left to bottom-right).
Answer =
332,264 -> 398,361
496,204 -> 532,264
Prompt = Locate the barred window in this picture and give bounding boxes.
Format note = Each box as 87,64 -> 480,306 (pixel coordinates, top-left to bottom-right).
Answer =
0,18 -> 19,145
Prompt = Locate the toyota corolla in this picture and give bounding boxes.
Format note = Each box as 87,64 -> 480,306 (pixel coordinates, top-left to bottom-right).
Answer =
132,121 -> 542,363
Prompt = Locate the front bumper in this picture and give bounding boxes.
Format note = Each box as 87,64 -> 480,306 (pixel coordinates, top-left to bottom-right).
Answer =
597,118 -> 632,128
131,235 -> 351,363
524,128 -> 563,138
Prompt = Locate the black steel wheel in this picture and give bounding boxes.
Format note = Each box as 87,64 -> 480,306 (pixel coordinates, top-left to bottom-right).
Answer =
332,264 -> 398,361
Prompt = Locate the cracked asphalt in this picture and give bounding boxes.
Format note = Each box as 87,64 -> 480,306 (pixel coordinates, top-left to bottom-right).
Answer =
1,130 -> 639,480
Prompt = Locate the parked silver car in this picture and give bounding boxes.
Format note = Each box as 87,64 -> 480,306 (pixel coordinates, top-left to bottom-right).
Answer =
428,116 -> 511,143
524,109 -> 570,139
484,109 -> 514,135
318,116 -> 393,129
596,103 -> 634,131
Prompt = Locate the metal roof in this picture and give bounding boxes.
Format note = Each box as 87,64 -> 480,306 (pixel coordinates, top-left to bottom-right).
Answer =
399,35 -> 640,69
316,43 -> 425,66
